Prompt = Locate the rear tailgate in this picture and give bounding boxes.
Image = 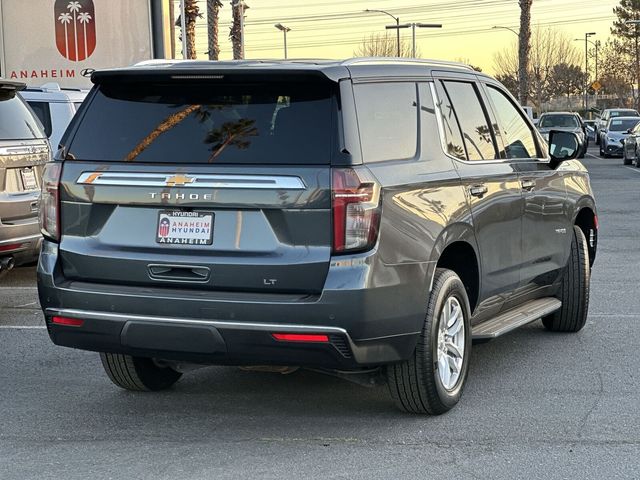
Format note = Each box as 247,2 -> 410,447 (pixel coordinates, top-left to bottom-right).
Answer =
58,74 -> 339,294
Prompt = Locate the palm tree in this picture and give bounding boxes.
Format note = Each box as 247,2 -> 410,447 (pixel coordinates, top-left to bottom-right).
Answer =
78,12 -> 92,60
207,0 -> 223,60
518,0 -> 533,105
183,0 -> 200,59
58,13 -> 72,59
230,0 -> 248,60
67,1 -> 82,61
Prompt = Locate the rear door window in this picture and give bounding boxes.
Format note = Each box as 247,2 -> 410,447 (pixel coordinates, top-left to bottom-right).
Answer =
0,92 -> 43,140
353,82 -> 418,163
67,82 -> 335,164
434,81 -> 467,160
26,101 -> 53,137
442,81 -> 498,161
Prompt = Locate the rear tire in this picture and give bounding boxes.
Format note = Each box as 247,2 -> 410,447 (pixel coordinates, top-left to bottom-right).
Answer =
387,268 -> 471,415
100,353 -> 182,391
542,226 -> 590,333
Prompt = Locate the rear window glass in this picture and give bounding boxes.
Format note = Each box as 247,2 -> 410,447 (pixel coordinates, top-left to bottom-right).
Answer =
67,82 -> 334,164
0,92 -> 44,141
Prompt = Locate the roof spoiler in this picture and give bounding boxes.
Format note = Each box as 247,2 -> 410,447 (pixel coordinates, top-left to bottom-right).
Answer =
0,80 -> 26,92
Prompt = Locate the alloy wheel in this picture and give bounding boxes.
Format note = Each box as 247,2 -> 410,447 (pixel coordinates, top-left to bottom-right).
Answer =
436,296 -> 466,391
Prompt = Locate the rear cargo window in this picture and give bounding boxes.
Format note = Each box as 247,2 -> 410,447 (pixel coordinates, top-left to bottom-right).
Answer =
354,83 -> 418,163
26,101 -> 53,137
66,82 -> 334,164
0,92 -> 44,141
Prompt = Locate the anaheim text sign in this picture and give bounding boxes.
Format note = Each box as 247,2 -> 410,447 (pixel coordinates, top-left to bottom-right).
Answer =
0,0 -> 153,88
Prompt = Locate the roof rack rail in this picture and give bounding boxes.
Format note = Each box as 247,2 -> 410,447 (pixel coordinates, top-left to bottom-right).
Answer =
341,57 -> 474,71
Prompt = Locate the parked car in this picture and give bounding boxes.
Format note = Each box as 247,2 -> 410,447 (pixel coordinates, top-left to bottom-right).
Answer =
622,121 -> 640,166
0,79 -> 49,277
599,116 -> 640,157
595,108 -> 640,145
20,83 -> 88,152
37,59 -> 597,415
584,119 -> 597,141
537,112 -> 587,157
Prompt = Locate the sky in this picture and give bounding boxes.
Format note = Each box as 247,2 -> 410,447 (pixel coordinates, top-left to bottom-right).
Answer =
180,0 -> 622,74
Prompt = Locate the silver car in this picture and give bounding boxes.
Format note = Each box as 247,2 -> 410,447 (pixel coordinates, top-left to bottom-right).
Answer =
0,80 -> 49,276
599,116 -> 640,158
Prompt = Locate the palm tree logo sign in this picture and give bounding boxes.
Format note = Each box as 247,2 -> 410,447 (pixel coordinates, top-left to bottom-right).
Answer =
54,0 -> 96,62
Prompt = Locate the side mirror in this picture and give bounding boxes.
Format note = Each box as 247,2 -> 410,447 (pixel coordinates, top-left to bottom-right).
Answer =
549,130 -> 579,166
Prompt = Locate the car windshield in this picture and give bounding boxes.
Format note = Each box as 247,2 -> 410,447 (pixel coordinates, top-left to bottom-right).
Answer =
539,115 -> 579,128
0,91 -> 44,140
611,110 -> 639,118
609,119 -> 640,131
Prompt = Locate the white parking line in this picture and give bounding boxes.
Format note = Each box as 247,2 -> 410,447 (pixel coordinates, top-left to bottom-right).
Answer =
625,167 -> 640,174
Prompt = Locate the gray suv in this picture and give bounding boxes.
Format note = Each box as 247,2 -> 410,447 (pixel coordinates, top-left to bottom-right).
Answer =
0,80 -> 49,275
37,59 -> 597,414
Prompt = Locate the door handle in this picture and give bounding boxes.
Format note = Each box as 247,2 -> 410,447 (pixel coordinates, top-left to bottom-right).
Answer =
469,185 -> 488,198
521,179 -> 536,191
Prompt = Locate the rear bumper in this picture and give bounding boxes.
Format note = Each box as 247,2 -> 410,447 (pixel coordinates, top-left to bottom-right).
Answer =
37,241 -> 433,369
0,222 -> 42,264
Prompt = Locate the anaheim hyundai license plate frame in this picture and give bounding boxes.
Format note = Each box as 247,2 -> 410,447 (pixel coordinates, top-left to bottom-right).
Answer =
156,210 -> 214,245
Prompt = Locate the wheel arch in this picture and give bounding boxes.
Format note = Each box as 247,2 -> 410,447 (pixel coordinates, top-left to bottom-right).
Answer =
428,223 -> 481,312
573,202 -> 597,267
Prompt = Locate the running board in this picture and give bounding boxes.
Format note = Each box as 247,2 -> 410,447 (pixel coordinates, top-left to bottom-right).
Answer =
472,297 -> 562,340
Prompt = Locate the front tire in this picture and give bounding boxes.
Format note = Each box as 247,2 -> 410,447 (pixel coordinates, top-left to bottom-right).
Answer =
100,353 -> 183,391
624,149 -> 632,165
542,226 -> 590,333
387,269 -> 471,415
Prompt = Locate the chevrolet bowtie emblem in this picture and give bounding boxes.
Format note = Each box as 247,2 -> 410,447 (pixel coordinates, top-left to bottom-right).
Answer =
165,175 -> 195,187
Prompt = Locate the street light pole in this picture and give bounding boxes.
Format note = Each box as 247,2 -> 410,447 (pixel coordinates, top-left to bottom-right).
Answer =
583,32 -> 596,114
386,23 -> 442,58
364,9 -> 400,57
275,23 -> 291,59
574,37 -> 600,113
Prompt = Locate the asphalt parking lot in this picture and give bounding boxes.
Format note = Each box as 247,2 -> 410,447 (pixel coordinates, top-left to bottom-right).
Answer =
1,147 -> 638,479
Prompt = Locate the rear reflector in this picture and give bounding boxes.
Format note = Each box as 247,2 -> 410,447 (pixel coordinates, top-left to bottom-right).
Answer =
272,333 -> 330,343
51,316 -> 84,327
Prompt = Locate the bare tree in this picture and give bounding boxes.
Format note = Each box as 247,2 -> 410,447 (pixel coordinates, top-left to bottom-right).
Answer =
494,27 -> 580,111
518,0 -> 533,105
230,0 -> 248,60
354,33 -> 417,58
207,0 -> 223,60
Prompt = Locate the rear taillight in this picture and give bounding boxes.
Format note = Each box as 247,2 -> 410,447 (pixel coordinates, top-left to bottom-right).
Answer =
39,162 -> 62,242
332,168 -> 381,254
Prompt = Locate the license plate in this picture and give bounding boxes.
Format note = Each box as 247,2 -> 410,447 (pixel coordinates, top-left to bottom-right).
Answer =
156,211 -> 214,245
21,168 -> 37,190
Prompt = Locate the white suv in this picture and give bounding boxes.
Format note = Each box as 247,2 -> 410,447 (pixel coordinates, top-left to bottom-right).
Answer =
20,83 -> 88,151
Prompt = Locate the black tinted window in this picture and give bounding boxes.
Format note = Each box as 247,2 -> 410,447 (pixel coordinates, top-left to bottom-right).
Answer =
609,118 -> 640,131
486,86 -> 538,159
0,92 -> 43,141
434,81 -> 466,160
443,81 -> 497,161
67,82 -> 334,164
26,101 -> 53,137
354,83 -> 418,162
